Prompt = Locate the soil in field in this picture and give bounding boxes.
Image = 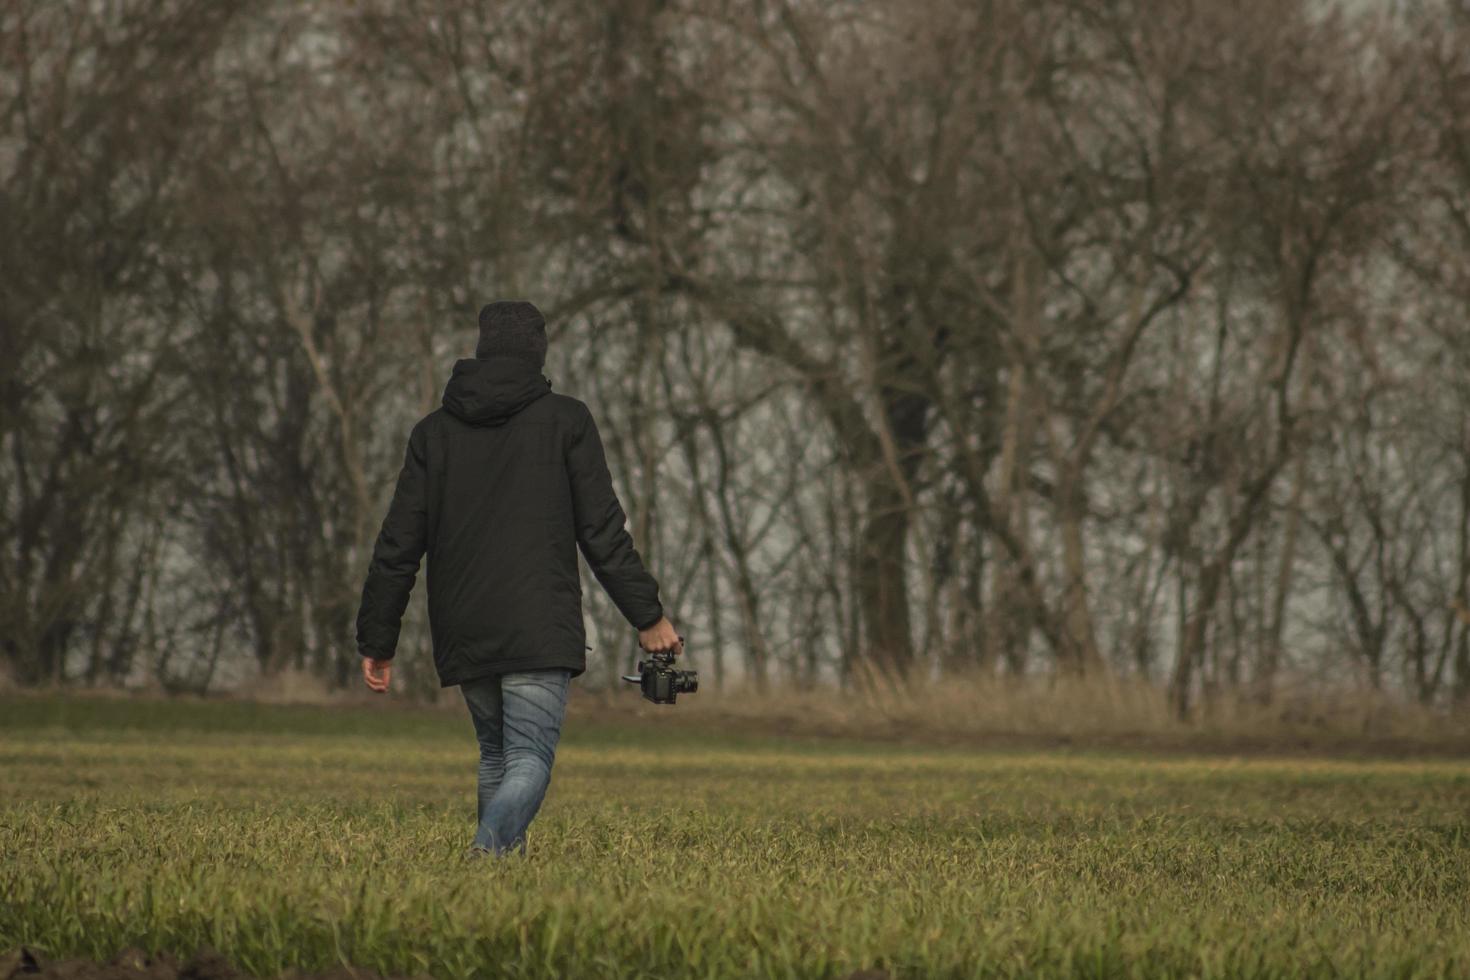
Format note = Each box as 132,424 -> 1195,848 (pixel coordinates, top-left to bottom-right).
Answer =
0,945 -> 425,980
0,946 -> 892,980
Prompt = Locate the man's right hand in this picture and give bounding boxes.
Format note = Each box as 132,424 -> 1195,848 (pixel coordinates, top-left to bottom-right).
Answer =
362,656 -> 393,693
638,616 -> 683,656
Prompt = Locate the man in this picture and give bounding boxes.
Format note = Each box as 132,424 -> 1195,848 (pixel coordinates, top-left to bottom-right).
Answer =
354,299 -> 683,859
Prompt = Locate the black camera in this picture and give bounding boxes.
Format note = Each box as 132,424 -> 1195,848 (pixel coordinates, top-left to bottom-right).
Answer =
621,643 -> 698,704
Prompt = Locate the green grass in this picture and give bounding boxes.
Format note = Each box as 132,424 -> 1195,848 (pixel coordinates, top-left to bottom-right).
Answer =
1,693 -> 1468,979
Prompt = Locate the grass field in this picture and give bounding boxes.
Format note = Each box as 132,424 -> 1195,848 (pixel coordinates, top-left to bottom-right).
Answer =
2,692 -> 1468,979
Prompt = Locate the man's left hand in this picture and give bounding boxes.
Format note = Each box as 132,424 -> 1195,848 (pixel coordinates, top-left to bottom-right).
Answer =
363,656 -> 393,693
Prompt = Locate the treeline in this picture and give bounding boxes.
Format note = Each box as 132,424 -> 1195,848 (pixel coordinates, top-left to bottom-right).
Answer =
3,0 -> 1468,714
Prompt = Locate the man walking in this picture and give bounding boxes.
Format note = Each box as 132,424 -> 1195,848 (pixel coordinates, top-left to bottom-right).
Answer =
354,300 -> 683,859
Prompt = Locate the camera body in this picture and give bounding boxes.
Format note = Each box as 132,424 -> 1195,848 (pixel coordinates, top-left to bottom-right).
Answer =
621,647 -> 699,704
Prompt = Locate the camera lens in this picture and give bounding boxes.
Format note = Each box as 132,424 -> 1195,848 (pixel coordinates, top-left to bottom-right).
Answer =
675,670 -> 698,694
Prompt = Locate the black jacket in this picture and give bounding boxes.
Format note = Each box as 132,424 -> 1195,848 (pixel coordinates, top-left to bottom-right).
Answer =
355,355 -> 664,686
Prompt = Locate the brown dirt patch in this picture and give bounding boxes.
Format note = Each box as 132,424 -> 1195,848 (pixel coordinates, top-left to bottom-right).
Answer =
0,945 -> 428,980
1,946 -> 890,980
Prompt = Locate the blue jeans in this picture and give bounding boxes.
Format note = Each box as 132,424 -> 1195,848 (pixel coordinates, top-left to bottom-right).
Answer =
459,668 -> 572,856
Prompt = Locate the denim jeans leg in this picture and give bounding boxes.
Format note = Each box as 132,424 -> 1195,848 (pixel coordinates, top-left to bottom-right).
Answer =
459,675 -> 505,830
473,668 -> 571,856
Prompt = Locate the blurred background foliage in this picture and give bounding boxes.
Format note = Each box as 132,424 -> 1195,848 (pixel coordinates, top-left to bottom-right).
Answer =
3,0 -> 1469,718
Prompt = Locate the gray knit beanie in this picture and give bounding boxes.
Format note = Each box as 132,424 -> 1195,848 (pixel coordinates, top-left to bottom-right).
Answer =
476,300 -> 548,369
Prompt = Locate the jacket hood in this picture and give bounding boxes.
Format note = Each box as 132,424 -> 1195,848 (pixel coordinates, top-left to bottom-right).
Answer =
441,356 -> 553,426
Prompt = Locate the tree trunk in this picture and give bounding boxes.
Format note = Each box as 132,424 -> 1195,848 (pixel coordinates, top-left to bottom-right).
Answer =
1055,477 -> 1105,673
1257,453 -> 1306,702
857,475 -> 915,680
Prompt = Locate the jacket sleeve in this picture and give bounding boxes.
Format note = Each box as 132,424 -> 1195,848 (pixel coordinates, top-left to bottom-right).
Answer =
566,402 -> 665,630
355,421 -> 429,661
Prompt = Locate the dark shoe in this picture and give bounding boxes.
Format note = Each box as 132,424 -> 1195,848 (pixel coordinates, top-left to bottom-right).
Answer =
465,845 -> 494,861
